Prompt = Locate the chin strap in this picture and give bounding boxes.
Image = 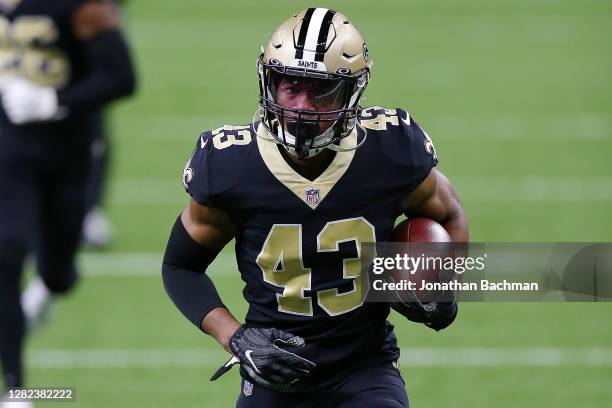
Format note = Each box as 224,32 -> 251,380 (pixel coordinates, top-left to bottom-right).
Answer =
252,109 -> 271,140
326,123 -> 367,153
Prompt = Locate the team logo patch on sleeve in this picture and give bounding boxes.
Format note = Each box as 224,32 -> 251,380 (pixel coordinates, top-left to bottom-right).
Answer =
182,155 -> 194,190
423,130 -> 438,161
305,188 -> 321,206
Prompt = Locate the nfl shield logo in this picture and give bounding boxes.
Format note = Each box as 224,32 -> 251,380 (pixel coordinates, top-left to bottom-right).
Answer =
243,380 -> 253,396
305,188 -> 321,206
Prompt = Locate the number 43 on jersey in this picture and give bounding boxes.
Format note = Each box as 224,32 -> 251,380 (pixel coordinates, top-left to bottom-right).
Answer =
256,217 -> 376,317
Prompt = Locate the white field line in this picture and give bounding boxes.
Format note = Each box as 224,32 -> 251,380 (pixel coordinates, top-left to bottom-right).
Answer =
78,252 -> 235,277
26,348 -> 612,369
429,112 -> 611,140
452,176 -> 612,203
107,176 -> 612,205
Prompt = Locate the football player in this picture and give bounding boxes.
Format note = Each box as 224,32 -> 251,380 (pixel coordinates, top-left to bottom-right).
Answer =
162,8 -> 468,407
0,0 -> 135,406
82,1 -> 132,248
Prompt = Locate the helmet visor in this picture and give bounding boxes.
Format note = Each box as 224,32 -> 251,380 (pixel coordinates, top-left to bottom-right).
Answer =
268,71 -> 351,118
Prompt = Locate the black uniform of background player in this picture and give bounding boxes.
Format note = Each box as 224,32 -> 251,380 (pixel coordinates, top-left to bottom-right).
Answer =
0,0 -> 135,391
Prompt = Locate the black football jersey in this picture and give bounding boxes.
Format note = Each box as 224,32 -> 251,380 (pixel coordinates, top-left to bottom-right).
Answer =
184,106 -> 438,385
0,0 -> 97,136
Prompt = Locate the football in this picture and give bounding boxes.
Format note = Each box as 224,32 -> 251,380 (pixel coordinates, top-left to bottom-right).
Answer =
391,218 -> 451,243
389,218 -> 451,302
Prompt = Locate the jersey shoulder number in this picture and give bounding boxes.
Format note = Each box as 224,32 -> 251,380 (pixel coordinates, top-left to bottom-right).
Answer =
182,123 -> 255,205
360,106 -> 438,185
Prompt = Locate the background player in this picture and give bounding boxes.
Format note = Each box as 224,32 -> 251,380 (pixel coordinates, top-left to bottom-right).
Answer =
82,0 -> 131,249
0,0 -> 135,405
163,8 -> 467,407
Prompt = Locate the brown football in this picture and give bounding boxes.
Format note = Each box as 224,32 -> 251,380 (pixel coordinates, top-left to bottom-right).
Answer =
389,218 -> 451,302
391,218 -> 451,243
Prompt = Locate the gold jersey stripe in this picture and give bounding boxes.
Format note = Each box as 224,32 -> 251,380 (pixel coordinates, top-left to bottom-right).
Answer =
256,124 -> 357,210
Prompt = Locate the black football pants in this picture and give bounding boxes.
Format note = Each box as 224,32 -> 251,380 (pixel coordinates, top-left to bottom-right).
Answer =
85,112 -> 108,212
0,131 -> 89,389
236,362 -> 409,408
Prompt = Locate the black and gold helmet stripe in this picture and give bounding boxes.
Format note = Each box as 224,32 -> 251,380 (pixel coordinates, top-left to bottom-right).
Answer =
315,9 -> 336,62
294,7 -> 315,60
294,8 -> 336,62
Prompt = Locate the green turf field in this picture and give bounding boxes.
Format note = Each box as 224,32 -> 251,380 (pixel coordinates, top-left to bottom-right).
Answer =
24,0 -> 612,406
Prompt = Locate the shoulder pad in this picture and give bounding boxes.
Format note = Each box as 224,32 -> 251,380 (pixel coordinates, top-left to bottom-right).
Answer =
182,124 -> 255,206
360,106 -> 438,185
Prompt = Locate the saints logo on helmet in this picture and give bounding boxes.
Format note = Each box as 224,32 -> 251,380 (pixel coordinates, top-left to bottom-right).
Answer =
257,8 -> 372,158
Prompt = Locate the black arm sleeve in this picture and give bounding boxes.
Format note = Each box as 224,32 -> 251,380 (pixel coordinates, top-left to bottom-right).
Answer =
162,216 -> 226,331
57,30 -> 136,110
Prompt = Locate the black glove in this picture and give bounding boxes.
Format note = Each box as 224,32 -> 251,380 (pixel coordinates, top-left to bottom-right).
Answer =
210,325 -> 316,392
392,300 -> 458,331
391,267 -> 458,331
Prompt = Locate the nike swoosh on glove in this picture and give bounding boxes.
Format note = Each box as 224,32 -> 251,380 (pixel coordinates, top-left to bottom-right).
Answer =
210,325 -> 316,392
